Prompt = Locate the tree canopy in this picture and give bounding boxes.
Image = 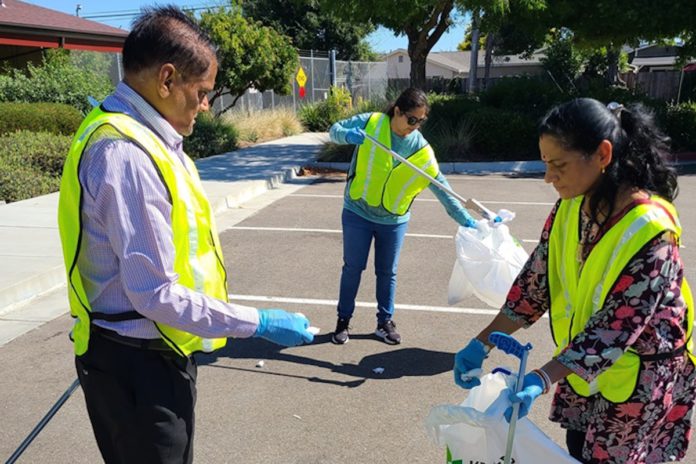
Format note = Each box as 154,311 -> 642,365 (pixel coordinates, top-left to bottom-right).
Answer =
494,0 -> 696,78
198,6 -> 299,114
242,0 -> 377,60
321,0 -> 457,88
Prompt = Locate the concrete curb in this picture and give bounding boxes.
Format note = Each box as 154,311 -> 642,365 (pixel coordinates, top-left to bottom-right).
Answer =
0,167 -> 307,315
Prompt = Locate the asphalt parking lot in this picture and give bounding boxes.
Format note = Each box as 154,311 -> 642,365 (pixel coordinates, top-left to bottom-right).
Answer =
2,171 -> 695,463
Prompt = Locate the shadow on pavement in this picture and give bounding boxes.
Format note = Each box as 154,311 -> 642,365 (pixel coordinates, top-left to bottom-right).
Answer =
196,336 -> 454,388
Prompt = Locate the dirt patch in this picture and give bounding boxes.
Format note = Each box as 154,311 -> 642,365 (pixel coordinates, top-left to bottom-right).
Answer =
298,166 -> 347,177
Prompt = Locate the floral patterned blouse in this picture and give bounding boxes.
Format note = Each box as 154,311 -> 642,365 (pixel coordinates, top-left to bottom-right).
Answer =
503,199 -> 696,464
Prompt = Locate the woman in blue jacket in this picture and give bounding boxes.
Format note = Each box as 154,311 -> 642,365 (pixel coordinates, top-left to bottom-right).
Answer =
329,87 -> 477,345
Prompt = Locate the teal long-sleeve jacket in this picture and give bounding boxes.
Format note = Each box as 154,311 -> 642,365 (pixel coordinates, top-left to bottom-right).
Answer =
329,112 -> 476,227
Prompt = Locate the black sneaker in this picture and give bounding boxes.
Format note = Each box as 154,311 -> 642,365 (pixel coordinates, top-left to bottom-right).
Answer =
332,317 -> 351,344
375,320 -> 401,345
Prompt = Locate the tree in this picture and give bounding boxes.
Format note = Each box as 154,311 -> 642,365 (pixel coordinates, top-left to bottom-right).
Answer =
495,0 -> 696,84
540,28 -> 583,92
457,21 -> 486,51
322,0 -> 457,89
242,0 -> 376,60
198,7 -> 299,114
457,0 -> 545,93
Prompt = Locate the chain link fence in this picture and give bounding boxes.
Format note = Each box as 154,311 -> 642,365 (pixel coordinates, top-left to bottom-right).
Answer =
216,50 -> 388,115
85,49 -> 387,114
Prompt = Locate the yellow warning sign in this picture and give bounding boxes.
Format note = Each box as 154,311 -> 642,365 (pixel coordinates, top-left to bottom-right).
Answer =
296,67 -> 307,87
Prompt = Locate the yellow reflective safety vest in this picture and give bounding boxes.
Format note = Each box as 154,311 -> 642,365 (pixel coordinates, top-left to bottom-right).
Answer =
58,107 -> 228,357
348,112 -> 438,215
548,195 -> 695,403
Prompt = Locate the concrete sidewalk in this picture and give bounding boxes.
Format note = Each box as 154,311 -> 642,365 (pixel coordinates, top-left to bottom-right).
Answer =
0,132 -> 329,346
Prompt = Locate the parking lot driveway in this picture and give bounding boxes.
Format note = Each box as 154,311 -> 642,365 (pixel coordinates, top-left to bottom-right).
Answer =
3,172 -> 695,463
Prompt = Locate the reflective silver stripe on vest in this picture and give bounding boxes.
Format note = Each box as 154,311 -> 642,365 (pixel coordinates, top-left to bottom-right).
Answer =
590,208 -> 671,315
172,158 -> 205,293
389,157 -> 434,212
361,114 -> 386,201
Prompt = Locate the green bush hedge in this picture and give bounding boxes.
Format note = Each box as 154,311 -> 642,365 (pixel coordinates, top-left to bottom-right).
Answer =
663,102 -> 696,153
0,102 -> 83,136
299,86 -> 353,131
0,49 -> 113,114
183,112 -> 238,159
479,76 -> 564,117
467,107 -> 538,160
0,131 -> 71,202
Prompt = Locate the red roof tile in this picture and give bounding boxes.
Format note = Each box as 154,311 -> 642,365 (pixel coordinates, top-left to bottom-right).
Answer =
0,0 -> 128,38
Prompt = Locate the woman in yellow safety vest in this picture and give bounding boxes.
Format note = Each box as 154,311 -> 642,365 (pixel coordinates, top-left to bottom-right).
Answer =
453,98 -> 695,464
329,88 -> 478,345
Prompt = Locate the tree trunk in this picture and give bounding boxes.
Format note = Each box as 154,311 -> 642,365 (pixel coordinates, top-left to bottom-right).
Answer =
468,9 -> 481,94
408,39 -> 428,90
605,46 -> 625,85
483,32 -> 495,90
405,0 -> 455,90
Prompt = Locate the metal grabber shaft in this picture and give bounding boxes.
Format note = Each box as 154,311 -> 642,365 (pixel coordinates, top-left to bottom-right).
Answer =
363,133 -> 498,221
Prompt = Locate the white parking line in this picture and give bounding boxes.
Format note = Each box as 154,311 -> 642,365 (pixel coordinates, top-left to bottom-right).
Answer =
290,193 -> 554,206
228,226 -> 540,243
229,293 -> 549,318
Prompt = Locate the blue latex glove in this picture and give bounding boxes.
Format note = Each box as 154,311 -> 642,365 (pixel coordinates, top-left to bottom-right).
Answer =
254,309 -> 314,346
345,128 -> 365,145
453,338 -> 489,388
504,371 -> 544,422
458,210 -> 476,229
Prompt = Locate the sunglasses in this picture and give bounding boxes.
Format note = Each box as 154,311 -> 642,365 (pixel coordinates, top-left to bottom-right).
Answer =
405,114 -> 428,126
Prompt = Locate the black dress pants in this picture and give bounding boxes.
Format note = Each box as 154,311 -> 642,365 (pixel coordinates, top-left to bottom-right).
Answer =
75,331 -> 197,464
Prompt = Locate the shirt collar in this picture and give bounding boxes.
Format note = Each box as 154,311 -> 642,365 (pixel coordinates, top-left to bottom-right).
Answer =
103,82 -> 184,151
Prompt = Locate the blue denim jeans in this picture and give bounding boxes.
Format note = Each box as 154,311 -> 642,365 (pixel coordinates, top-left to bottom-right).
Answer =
337,209 -> 409,323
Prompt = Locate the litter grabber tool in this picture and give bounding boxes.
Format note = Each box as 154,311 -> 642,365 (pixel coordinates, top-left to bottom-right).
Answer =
7,378 -> 80,464
363,133 -> 510,224
489,331 -> 533,464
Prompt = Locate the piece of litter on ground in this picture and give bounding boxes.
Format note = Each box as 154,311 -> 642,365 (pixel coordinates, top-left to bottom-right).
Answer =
256,360 -> 265,368
372,367 -> 385,374
307,326 -> 320,335
292,414 -> 302,420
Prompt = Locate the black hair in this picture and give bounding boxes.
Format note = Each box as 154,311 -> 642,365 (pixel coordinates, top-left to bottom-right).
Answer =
122,5 -> 217,80
538,97 -> 678,225
386,87 -> 429,117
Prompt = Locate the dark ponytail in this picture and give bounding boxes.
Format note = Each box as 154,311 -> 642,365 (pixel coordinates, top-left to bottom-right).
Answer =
385,87 -> 429,117
539,98 -> 678,225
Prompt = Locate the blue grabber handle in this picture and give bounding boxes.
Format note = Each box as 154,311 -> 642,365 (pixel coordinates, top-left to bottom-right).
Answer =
488,331 -> 533,360
488,332 -> 533,464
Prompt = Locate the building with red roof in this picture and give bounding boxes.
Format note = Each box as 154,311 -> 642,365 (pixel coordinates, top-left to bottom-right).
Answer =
0,0 -> 127,67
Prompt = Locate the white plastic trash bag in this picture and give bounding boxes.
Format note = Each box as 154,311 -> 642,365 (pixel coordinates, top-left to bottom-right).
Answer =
448,221 -> 529,308
426,372 -> 580,464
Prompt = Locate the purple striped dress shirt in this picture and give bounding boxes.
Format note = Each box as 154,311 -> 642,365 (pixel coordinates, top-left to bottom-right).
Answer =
77,82 -> 259,340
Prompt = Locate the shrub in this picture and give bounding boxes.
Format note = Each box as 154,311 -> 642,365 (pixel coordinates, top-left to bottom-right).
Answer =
183,112 -> 238,159
426,94 -> 481,130
422,118 -> 475,161
298,86 -> 353,131
467,107 -> 539,160
0,130 -> 71,202
577,77 -> 653,107
663,102 -> 696,153
317,142 -> 354,162
0,102 -> 83,136
479,76 -> 565,117
224,107 -> 302,144
0,49 -> 113,114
